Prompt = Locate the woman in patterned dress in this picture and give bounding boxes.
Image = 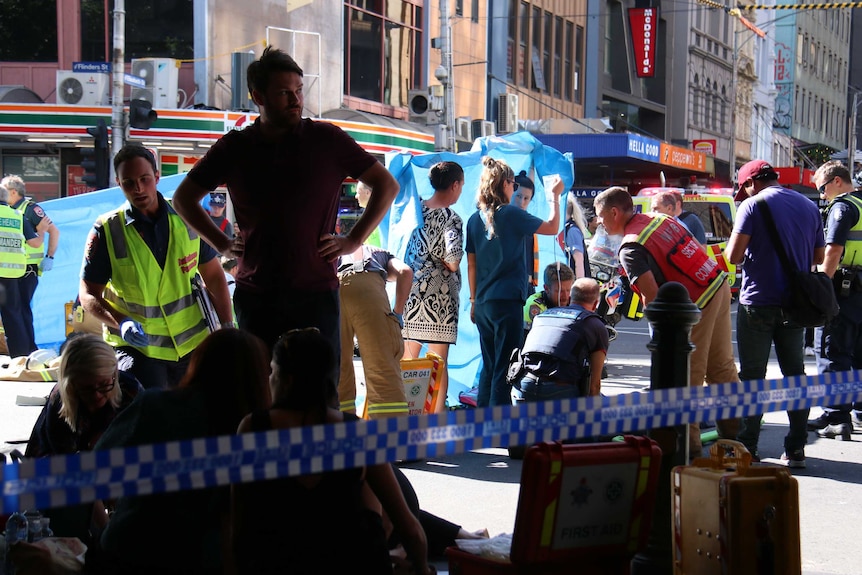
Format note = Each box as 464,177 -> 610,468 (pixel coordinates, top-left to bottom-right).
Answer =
402,161 -> 465,413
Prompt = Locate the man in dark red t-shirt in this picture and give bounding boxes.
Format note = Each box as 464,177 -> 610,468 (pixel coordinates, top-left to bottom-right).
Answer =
173,46 -> 398,363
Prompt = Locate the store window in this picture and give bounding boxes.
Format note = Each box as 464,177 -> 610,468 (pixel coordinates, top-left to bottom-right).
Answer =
2,155 -> 61,201
344,0 -> 423,108
0,0 -> 57,61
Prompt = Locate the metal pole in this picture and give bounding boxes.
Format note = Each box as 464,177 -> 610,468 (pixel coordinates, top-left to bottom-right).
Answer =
110,0 -> 126,182
630,281 -> 700,575
849,92 -> 858,172
729,21 -> 738,184
439,0 -> 455,152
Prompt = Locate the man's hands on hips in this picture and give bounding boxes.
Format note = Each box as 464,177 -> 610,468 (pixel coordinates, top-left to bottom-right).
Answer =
318,233 -> 360,263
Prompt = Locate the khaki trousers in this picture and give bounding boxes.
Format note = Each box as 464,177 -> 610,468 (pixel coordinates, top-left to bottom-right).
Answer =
688,282 -> 741,452
338,272 -> 408,419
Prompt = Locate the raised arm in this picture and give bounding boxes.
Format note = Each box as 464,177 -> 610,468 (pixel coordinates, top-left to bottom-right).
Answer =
535,174 -> 563,235
173,177 -> 233,257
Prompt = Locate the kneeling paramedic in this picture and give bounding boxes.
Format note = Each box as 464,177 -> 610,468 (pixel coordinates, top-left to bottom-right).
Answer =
510,277 -> 609,405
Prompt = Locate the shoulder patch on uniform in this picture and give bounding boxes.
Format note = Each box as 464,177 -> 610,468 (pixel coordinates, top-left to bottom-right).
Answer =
84,233 -> 98,258
32,205 -> 45,218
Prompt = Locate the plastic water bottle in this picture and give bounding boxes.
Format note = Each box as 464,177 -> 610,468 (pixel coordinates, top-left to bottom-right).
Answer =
23,511 -> 42,543
4,512 -> 29,575
40,517 -> 53,540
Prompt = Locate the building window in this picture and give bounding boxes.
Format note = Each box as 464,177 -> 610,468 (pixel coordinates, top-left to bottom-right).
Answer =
606,0 -> 630,94
704,79 -> 712,129
712,81 -> 719,130
344,1 -> 423,108
574,24 -> 583,104
531,6 -> 543,91
456,0 -> 463,16
471,0 -> 479,22
507,0 -> 517,82
543,11 -> 552,94
809,42 -> 816,76
564,21 -> 573,101
519,2 -> 529,86
692,74 -> 700,127
794,86 -> 800,124
553,16 -> 563,98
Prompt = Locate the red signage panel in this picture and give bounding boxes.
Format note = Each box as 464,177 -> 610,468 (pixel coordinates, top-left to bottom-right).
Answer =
629,8 -> 658,78
693,139 -> 717,156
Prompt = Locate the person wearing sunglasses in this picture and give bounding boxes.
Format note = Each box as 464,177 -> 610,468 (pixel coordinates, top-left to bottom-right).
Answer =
466,157 -> 563,407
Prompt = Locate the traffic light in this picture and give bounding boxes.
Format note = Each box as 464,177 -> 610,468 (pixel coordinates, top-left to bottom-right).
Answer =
129,99 -> 158,129
82,119 -> 110,190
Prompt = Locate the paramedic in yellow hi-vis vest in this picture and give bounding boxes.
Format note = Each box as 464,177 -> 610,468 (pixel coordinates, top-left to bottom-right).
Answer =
79,145 -> 234,389
0,183 -> 43,358
1,174 -> 60,355
594,186 -> 741,459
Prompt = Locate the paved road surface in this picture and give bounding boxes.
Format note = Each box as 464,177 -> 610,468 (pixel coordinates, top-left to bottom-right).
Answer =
1,309 -> 859,574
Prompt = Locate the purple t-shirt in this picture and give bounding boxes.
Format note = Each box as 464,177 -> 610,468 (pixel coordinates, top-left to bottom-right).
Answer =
733,186 -> 824,306
186,118 -> 378,293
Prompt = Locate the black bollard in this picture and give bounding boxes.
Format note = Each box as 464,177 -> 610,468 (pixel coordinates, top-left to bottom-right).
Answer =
630,281 -> 700,575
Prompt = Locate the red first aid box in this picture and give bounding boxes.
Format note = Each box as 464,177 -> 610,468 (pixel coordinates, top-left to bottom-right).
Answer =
447,436 -> 662,574
672,440 -> 801,575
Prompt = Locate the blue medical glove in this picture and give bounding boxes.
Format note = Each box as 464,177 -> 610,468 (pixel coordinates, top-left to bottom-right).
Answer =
393,313 -> 404,328
40,256 -> 53,272
120,319 -> 149,347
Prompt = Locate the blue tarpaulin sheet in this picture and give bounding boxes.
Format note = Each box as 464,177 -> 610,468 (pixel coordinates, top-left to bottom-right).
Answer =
33,132 -> 573,406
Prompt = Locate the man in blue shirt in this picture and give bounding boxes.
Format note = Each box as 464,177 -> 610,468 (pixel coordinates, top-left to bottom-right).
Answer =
726,159 -> 825,468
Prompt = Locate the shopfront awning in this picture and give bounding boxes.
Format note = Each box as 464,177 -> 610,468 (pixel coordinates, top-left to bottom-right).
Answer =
0,86 -> 43,104
535,132 -> 718,193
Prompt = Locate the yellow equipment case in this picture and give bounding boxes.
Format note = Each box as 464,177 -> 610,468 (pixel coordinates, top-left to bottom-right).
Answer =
672,440 -> 801,575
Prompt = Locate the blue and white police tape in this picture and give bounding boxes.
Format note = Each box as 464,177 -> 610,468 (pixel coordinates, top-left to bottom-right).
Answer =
2,370 -> 861,513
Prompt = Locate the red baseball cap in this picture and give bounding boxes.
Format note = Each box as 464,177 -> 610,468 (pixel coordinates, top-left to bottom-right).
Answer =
735,159 -> 777,201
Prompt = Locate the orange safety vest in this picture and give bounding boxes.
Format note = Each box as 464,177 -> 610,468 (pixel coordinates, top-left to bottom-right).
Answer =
622,213 -> 726,309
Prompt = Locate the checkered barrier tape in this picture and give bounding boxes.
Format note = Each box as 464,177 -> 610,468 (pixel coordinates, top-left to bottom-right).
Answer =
2,370 -> 861,514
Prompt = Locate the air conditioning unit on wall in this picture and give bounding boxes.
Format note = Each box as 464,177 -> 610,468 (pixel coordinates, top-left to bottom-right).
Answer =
497,93 -> 519,133
471,119 -> 496,139
131,58 -> 179,108
455,117 -> 472,141
56,71 -> 110,106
